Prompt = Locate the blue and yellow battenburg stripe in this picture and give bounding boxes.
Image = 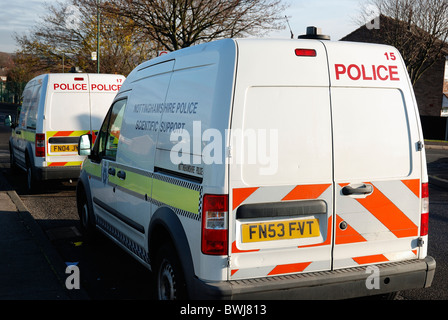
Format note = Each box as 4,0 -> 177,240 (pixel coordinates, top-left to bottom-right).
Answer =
84,161 -> 203,221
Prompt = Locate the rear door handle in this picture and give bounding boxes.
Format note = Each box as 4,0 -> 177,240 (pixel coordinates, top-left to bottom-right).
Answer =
342,184 -> 373,196
117,170 -> 126,180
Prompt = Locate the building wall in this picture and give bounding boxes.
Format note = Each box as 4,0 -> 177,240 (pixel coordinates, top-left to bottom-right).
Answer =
340,21 -> 446,118
413,58 -> 445,116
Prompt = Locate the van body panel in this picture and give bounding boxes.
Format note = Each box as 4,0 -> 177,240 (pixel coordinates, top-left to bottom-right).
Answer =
77,38 -> 435,299
10,73 -> 125,182
324,41 -> 424,269
11,75 -> 46,167
112,61 -> 175,256
228,40 -> 333,279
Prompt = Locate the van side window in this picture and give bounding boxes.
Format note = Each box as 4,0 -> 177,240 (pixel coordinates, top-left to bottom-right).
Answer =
26,84 -> 41,130
93,99 -> 127,162
105,99 -> 126,160
19,87 -> 33,128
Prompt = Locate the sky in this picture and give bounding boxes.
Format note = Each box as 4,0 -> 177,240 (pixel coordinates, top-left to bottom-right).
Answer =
0,0 -> 370,53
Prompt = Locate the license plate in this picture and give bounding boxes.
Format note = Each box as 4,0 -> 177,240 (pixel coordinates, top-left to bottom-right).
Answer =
50,144 -> 78,153
241,218 -> 319,243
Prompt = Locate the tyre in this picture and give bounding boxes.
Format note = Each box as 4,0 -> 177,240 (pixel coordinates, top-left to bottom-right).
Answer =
155,242 -> 187,300
25,160 -> 36,193
9,146 -> 18,173
77,191 -> 97,241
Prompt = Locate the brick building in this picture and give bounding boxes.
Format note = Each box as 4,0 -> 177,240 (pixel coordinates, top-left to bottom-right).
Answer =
341,15 -> 448,140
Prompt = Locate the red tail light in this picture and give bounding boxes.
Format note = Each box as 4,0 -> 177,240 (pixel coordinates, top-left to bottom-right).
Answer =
201,194 -> 228,255
420,182 -> 429,236
295,48 -> 317,57
35,133 -> 45,157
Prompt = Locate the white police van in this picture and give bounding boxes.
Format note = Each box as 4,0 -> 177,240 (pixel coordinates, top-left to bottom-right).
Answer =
76,29 -> 435,299
8,73 -> 125,191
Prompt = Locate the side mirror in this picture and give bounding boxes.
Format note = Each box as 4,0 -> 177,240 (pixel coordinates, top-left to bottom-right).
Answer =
4,115 -> 11,127
5,115 -> 18,129
78,134 -> 92,156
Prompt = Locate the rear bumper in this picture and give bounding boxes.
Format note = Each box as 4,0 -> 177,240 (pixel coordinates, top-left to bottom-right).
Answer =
190,256 -> 436,300
35,165 -> 81,181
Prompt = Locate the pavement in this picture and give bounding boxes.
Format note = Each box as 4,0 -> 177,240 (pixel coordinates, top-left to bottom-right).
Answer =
0,142 -> 447,300
426,141 -> 448,189
0,173 -> 89,300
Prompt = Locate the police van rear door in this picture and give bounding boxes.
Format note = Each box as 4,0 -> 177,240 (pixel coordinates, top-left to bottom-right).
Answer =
46,75 -> 91,167
228,39 -> 334,280
325,41 -> 424,269
87,74 -> 125,134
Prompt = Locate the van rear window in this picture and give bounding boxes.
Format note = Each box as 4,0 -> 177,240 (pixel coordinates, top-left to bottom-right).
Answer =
332,88 -> 411,180
239,86 -> 333,185
48,92 -> 90,131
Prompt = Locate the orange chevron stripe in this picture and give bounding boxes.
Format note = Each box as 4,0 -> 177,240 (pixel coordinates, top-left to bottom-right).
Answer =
48,162 -> 68,167
282,183 -> 331,201
356,184 -> 418,238
232,187 -> 258,210
268,262 -> 312,276
335,215 -> 367,244
401,179 -> 420,198
231,241 -> 259,253
353,254 -> 389,265
53,131 -> 74,137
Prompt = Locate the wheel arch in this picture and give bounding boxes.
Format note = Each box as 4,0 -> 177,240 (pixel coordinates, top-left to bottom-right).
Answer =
25,144 -> 34,166
76,171 -> 95,221
148,207 -> 196,296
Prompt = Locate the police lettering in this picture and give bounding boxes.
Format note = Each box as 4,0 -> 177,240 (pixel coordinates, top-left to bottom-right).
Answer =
176,102 -> 198,114
54,83 -> 87,91
91,84 -> 121,91
334,64 -> 400,81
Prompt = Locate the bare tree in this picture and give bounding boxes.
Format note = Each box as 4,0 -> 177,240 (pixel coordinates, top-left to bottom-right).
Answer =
106,0 -> 288,51
358,0 -> 448,84
13,0 -> 153,78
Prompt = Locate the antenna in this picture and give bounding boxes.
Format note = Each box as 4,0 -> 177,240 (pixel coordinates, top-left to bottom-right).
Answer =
285,15 -> 294,39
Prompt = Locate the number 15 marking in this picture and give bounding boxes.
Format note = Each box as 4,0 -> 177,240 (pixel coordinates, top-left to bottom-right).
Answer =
384,52 -> 396,60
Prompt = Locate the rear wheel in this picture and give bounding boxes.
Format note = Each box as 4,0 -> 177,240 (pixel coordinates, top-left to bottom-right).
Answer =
77,191 -> 97,241
155,242 -> 187,300
25,157 -> 36,193
9,146 -> 18,172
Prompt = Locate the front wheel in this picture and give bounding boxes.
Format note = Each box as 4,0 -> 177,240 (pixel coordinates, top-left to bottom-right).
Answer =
26,164 -> 36,193
155,242 -> 187,300
9,146 -> 18,172
77,191 -> 97,241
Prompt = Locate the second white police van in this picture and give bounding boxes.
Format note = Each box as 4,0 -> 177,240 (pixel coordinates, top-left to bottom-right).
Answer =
76,29 -> 435,299
9,73 -> 125,191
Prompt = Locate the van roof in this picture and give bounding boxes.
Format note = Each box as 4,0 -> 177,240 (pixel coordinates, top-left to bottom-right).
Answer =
121,38 -> 408,92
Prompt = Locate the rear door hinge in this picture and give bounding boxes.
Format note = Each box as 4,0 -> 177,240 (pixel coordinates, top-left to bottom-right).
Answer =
417,141 -> 424,151
417,237 -> 425,247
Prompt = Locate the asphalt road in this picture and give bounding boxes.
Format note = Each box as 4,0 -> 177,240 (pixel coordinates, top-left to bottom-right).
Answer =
1,105 -> 447,300
0,111 -> 155,300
